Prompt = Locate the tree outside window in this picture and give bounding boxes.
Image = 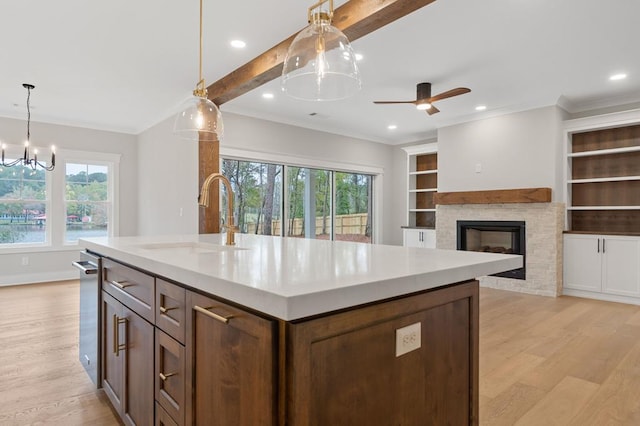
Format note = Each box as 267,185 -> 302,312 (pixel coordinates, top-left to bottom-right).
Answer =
0,164 -> 47,244
65,163 -> 110,242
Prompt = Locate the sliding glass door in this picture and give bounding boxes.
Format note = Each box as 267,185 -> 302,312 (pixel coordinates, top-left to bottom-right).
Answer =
222,158 -> 374,243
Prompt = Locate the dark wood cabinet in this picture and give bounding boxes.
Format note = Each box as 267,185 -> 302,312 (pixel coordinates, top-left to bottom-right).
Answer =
102,291 -> 124,412
156,402 -> 179,426
286,280 -> 478,425
101,289 -> 154,426
156,279 -> 186,344
155,329 -> 185,425
98,254 -> 479,425
185,291 -> 276,425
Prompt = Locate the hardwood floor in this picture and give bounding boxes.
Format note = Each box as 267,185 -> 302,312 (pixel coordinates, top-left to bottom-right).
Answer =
0,280 -> 120,425
479,287 -> 640,425
1,281 -> 640,424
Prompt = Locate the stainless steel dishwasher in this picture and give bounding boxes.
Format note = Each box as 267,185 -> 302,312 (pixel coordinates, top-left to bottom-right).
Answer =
72,251 -> 101,387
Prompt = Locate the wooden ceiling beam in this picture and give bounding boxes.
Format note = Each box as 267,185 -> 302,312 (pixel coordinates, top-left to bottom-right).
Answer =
208,0 -> 437,105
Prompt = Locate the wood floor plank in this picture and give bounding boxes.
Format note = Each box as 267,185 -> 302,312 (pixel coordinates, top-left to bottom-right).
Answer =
480,382 -> 546,426
567,340 -> 640,425
480,352 -> 545,398
515,376 -> 599,426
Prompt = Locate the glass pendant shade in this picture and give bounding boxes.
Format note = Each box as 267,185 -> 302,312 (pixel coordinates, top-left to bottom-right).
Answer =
282,20 -> 361,101
173,96 -> 224,141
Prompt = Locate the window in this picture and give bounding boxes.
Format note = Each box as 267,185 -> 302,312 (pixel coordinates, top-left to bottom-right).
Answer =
222,160 -> 283,235
64,163 -> 111,242
0,148 -> 118,250
0,164 -> 48,245
335,172 -> 372,243
286,167 -> 332,239
222,157 -> 375,243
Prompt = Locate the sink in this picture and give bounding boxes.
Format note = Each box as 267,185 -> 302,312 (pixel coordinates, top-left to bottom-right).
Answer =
136,241 -> 247,254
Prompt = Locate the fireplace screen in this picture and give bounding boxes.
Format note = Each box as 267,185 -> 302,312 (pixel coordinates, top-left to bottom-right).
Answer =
457,220 -> 526,280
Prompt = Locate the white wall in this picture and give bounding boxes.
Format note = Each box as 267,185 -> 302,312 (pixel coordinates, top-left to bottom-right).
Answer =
137,112 -> 404,245
437,106 -> 566,201
0,117 -> 138,285
137,116 -> 199,236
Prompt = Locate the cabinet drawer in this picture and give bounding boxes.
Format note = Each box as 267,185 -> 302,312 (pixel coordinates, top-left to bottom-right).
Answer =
103,258 -> 155,323
156,402 -> 179,426
156,279 -> 186,344
156,329 -> 185,426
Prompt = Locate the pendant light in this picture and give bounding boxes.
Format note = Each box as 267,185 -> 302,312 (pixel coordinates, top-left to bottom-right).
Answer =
282,0 -> 361,101
173,0 -> 223,141
1,84 -> 55,171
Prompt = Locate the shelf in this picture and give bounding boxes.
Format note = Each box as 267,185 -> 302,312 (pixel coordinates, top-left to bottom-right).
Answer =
570,175 -> 640,184
409,188 -> 437,193
409,170 -> 438,176
568,206 -> 640,211
569,145 -> 640,158
410,209 -> 436,213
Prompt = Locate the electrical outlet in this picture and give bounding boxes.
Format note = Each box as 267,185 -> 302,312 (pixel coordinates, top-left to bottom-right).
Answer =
396,322 -> 421,357
21,256 -> 29,266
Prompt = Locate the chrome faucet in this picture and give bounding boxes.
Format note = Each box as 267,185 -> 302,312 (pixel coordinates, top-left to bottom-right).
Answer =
198,173 -> 236,245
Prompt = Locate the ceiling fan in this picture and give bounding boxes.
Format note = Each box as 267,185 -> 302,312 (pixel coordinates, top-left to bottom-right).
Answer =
373,82 -> 471,115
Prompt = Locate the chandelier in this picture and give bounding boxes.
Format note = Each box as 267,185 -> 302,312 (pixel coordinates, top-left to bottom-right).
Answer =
1,84 -> 55,171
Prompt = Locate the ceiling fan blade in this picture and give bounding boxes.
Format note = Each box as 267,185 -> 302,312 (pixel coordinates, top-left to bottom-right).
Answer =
428,87 -> 471,102
426,105 -> 440,115
373,100 -> 417,105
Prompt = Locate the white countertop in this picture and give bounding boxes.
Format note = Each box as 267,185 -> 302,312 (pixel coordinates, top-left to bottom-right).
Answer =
81,234 -> 522,321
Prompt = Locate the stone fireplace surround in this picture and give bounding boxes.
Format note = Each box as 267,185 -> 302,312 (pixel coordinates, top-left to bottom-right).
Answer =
436,200 -> 564,297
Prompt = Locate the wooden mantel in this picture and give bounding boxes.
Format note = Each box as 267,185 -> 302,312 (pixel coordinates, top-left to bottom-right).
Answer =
434,188 -> 551,205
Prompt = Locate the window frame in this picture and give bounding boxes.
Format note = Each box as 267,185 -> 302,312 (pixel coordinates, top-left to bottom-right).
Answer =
0,148 -> 120,253
0,145 -> 52,248
221,147 -> 382,244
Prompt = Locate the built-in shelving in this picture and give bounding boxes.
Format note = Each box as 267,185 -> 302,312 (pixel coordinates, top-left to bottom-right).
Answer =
565,120 -> 640,234
403,144 -> 437,228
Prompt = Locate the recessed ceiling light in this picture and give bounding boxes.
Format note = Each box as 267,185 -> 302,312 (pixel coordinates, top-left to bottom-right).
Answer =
262,93 -> 274,99
475,105 -> 487,111
230,40 -> 246,49
387,124 -> 397,130
355,53 -> 363,61
609,73 -> 627,81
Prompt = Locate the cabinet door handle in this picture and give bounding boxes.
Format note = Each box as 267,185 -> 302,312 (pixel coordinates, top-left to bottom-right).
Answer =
602,238 -> 606,253
194,305 -> 233,324
159,372 -> 177,381
597,238 -> 600,253
159,306 -> 177,314
113,314 -> 127,357
109,280 -> 131,290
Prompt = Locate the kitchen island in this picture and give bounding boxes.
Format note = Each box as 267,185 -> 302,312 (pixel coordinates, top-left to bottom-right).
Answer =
81,233 -> 521,426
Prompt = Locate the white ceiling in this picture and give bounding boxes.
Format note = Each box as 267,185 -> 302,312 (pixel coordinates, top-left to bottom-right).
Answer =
1,0 -> 639,145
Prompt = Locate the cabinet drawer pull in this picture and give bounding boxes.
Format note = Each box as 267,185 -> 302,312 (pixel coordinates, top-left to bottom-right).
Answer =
159,306 -> 177,314
159,372 -> 177,381
113,315 -> 127,357
194,305 -> 232,324
109,280 -> 131,289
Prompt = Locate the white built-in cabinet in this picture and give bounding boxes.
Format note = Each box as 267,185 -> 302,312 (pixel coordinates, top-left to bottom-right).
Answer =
563,110 -> 640,305
402,143 -> 437,249
564,234 -> 640,301
403,228 -> 436,248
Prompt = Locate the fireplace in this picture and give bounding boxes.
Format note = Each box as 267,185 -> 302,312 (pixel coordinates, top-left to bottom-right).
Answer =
457,220 -> 526,280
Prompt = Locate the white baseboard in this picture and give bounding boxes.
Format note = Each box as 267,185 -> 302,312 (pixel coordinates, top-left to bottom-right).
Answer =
0,270 -> 78,287
563,288 -> 640,306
